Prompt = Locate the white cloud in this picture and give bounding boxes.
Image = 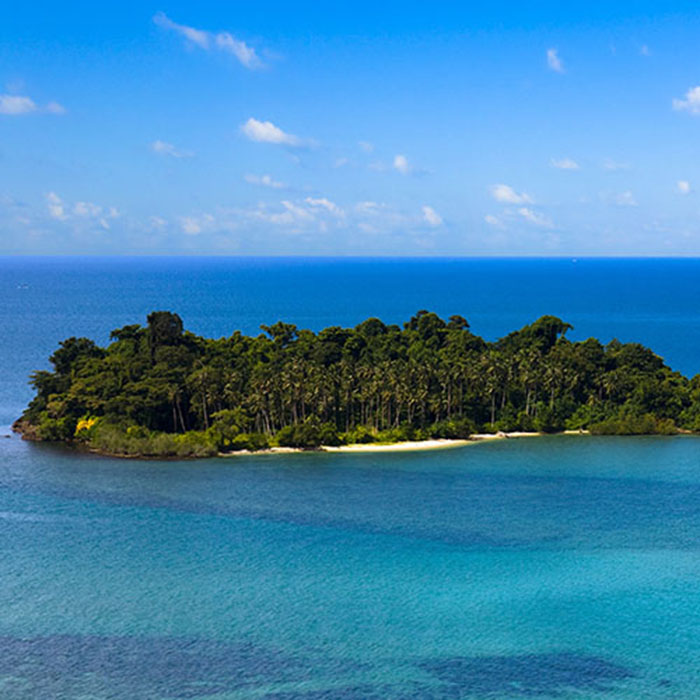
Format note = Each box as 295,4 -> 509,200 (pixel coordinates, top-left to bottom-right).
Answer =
673,86 -> 700,115
422,205 -> 443,227
0,95 -> 37,115
46,101 -> 66,115
677,180 -> 691,195
215,32 -> 259,67
602,158 -> 630,171
151,140 -> 193,158
46,192 -> 66,220
154,12 -> 209,48
358,141 -> 374,153
484,214 -> 504,228
305,197 -> 344,216
274,201 -> 315,225
0,94 -> 65,116
613,191 -> 638,207
490,184 -> 533,204
355,201 -> 382,214
153,12 -> 260,68
149,216 -> 168,230
241,118 -> 302,146
74,201 -> 102,217
138,198 -> 441,244
46,192 -> 118,228
181,217 -> 202,235
547,48 -> 565,73
550,157 -> 580,170
244,173 -> 286,189
518,207 -> 553,228
393,154 -> 412,175
180,214 -> 215,235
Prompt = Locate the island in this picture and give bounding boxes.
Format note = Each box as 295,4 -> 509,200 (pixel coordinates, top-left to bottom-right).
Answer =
13,311 -> 700,458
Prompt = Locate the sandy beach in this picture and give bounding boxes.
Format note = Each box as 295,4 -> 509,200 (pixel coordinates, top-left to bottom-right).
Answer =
219,431 -> 590,456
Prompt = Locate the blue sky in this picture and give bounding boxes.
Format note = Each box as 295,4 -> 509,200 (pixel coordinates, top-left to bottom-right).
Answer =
3,2 -> 700,255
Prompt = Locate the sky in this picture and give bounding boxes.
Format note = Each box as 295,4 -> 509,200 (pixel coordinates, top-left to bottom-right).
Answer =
3,1 -> 700,255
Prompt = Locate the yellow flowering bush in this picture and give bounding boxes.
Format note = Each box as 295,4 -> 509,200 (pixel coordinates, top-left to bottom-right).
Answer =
74,416 -> 99,437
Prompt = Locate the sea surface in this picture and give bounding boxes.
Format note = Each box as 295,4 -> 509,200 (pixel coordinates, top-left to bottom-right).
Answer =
1,256 -> 700,698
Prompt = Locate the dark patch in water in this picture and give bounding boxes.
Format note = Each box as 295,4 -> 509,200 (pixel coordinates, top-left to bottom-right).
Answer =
263,685 -> 393,699
418,652 -> 635,697
0,634 -> 309,699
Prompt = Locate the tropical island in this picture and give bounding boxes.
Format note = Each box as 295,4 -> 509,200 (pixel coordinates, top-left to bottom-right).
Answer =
12,310 -> 700,458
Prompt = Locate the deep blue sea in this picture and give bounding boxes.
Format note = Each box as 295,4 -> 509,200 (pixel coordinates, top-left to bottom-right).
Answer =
2,257 -> 700,699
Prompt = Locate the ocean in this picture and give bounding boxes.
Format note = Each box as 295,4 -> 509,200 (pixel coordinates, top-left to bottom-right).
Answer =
1,256 -> 700,698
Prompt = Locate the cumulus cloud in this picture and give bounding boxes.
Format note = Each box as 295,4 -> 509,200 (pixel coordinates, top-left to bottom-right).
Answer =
422,205 -> 443,227
305,197 -> 344,216
241,118 -> 303,147
0,94 -> 65,116
393,154 -> 412,175
180,214 -> 215,235
673,86 -> 700,115
151,140 -> 193,158
143,197 -> 443,245
677,180 -> 691,195
153,12 -> 261,68
74,201 -> 103,217
550,157 -> 580,170
518,207 -> 553,228
46,192 -> 66,220
484,214 -> 504,228
0,95 -> 36,115
547,48 -> 565,73
490,184 -> 533,204
244,173 -> 286,189
46,192 -> 118,229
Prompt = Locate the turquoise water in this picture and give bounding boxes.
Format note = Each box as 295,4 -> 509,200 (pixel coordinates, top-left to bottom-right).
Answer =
2,257 -> 700,698
3,435 -> 700,698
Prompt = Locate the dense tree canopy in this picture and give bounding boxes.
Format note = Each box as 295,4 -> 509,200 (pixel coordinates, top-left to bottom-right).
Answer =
14,311 -> 700,457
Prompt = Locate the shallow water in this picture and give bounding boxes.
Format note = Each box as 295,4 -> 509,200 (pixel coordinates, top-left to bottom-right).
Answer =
2,434 -> 700,698
2,257 -> 700,698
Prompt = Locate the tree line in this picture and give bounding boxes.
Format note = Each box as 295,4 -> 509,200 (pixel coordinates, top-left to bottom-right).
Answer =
14,310 -> 700,457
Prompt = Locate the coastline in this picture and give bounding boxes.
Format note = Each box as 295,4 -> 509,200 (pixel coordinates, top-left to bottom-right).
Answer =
219,430 -> 590,457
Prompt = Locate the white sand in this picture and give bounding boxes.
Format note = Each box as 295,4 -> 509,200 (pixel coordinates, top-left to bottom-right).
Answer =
321,439 -> 471,453
219,431 -> 591,457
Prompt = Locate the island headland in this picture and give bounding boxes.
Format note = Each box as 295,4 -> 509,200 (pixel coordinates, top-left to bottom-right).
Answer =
13,311 -> 699,458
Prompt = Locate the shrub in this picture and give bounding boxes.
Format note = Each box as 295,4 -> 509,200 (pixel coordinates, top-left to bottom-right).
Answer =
589,413 -> 678,436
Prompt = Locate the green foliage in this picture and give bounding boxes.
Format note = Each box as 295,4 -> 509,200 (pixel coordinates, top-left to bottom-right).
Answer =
589,413 -> 678,436
36,412 -> 77,441
275,419 -> 341,448
16,310 -> 699,457
89,421 -> 218,458
228,432 -> 270,451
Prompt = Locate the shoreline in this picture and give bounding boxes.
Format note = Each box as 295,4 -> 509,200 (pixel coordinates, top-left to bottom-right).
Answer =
219,430 -> 590,457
